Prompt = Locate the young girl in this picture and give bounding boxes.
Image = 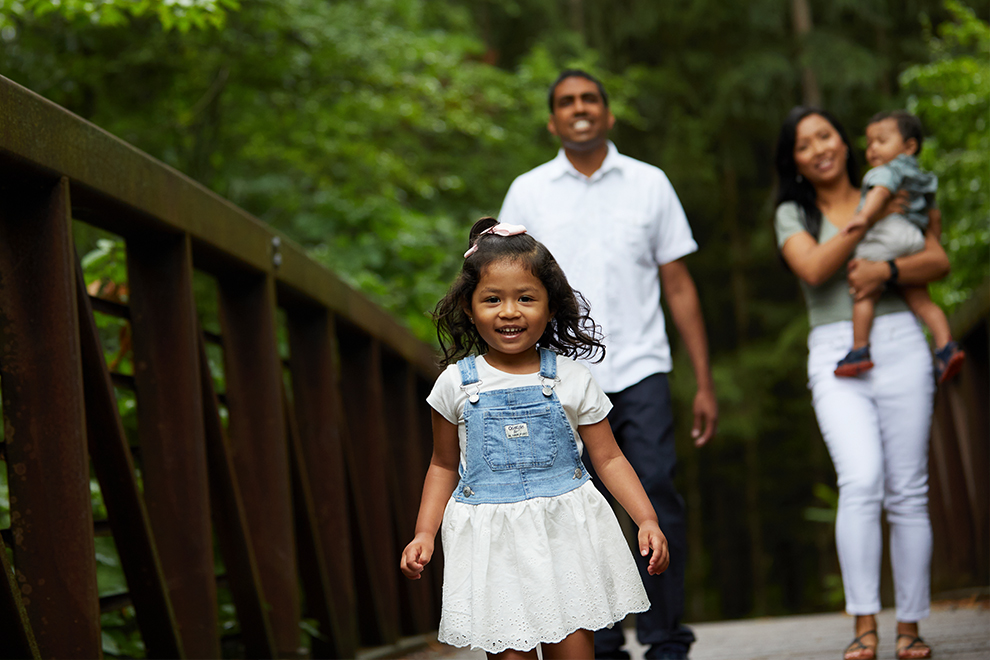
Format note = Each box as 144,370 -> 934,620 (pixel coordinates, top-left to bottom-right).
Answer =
400,218 -> 668,660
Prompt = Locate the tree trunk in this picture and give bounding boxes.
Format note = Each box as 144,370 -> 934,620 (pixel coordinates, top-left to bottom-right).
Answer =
791,0 -> 822,106
723,153 -> 768,614
568,0 -> 585,42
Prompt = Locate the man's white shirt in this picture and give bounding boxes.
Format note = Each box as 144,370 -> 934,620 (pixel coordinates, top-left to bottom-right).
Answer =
498,141 -> 697,393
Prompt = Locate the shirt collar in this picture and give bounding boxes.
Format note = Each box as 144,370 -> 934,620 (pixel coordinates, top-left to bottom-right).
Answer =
550,141 -> 625,181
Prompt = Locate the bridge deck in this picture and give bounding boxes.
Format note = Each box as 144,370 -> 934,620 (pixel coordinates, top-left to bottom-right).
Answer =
365,599 -> 989,660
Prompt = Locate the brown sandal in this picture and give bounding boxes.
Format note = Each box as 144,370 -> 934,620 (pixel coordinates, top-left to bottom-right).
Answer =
844,630 -> 878,660
896,634 -> 932,659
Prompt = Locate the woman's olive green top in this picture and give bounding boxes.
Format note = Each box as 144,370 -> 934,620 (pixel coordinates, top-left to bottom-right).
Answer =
774,201 -> 910,328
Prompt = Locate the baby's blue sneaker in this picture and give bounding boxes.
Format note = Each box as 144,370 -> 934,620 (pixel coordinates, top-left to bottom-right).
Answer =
934,340 -> 965,384
834,346 -> 874,377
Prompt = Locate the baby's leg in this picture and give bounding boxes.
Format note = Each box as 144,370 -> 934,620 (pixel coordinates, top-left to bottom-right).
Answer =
851,294 -> 878,349
900,284 -> 952,348
542,629 -> 594,660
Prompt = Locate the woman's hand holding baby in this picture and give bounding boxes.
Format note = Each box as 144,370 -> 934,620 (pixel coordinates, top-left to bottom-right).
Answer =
400,533 -> 435,579
639,521 -> 670,575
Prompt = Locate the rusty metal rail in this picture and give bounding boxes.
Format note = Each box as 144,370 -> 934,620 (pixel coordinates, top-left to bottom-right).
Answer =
0,74 -> 439,658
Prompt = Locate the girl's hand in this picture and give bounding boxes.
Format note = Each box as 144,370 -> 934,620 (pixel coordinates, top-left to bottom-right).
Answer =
638,521 -> 669,576
400,533 -> 434,580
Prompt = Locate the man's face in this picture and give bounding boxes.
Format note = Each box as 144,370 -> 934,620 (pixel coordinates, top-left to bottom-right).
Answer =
547,76 -> 614,152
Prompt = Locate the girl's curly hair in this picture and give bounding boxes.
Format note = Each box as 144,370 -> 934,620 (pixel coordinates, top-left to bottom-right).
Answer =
434,217 -> 605,367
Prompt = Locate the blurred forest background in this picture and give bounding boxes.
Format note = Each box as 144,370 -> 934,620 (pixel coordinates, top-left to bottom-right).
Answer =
1,0 -> 988,652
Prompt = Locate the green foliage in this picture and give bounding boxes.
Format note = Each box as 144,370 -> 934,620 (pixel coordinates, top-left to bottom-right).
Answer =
101,609 -> 146,657
0,0 -> 239,32
2,0 -> 988,640
803,483 -> 839,523
901,0 -> 990,312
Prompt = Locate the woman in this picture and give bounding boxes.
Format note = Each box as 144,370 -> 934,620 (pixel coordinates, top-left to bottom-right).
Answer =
773,107 -> 948,660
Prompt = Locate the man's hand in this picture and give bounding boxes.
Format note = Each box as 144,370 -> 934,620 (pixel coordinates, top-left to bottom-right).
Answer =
658,259 -> 718,448
692,386 -> 718,447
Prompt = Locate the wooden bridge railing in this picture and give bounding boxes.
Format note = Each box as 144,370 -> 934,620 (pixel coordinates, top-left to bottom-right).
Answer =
0,74 -> 440,659
929,280 -> 989,597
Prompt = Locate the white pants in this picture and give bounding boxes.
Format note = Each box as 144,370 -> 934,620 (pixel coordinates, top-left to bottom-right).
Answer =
807,311 -> 934,621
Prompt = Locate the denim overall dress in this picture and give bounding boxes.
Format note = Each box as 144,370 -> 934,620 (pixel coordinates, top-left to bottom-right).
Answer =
453,348 -> 590,505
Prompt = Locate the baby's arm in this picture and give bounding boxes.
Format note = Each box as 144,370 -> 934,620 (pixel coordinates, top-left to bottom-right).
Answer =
843,185 -> 893,234
400,409 -> 461,579
580,420 -> 670,575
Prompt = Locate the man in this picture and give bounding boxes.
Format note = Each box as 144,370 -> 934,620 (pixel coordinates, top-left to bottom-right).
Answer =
498,70 -> 718,660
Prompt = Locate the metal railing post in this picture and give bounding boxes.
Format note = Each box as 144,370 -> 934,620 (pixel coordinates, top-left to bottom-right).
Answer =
0,176 -> 101,657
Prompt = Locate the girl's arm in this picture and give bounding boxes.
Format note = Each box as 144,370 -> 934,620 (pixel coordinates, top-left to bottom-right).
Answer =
400,410 -> 461,579
580,420 -> 669,575
847,223 -> 950,301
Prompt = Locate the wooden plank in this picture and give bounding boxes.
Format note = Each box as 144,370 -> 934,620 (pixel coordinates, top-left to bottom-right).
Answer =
285,393 -> 344,659
930,403 -> 975,577
0,532 -> 39,660
286,308 -> 358,658
196,333 -> 278,659
218,273 -> 300,656
337,325 -> 401,646
380,354 -> 433,635
75,257 -> 184,658
0,175 -> 101,657
127,233 -> 218,658
417,378 -> 445,624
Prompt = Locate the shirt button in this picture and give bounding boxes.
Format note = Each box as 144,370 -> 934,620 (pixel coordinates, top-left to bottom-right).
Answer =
573,468 -> 582,479
463,486 -> 474,497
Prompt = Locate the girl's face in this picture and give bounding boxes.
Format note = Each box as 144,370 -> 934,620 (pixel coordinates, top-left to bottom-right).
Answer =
468,259 -> 552,373
793,113 -> 849,186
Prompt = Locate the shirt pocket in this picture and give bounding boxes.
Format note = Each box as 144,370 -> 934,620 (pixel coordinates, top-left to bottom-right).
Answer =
482,403 -> 558,471
607,208 -> 655,264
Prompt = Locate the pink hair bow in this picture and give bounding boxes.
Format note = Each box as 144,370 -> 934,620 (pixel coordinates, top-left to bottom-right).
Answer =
463,223 -> 528,258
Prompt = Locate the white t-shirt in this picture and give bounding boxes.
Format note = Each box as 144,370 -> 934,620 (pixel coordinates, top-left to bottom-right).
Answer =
498,142 -> 698,392
426,353 -> 613,468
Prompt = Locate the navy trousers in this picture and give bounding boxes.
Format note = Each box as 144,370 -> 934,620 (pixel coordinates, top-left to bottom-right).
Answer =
584,373 -> 695,657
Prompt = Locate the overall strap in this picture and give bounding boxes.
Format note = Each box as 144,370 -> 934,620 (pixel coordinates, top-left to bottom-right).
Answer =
538,347 -> 557,379
538,348 -> 559,397
456,355 -> 480,385
456,355 -> 483,404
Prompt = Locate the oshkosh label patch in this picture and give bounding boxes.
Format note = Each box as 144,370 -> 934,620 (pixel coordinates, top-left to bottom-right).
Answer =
504,423 -> 529,439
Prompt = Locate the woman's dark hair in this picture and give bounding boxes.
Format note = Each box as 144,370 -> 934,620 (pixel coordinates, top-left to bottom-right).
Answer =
433,217 -> 605,367
869,110 -> 924,155
773,106 -> 859,239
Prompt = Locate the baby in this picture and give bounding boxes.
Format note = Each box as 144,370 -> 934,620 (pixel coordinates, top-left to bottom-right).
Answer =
835,110 -> 964,384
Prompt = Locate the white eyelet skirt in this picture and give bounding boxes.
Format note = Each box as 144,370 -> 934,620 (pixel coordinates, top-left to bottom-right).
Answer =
437,480 -> 650,653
